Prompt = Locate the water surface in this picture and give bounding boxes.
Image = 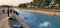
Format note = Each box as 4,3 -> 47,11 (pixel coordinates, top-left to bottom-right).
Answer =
18,10 -> 60,28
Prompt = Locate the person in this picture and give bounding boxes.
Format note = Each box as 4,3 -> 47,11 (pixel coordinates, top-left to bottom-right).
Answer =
7,9 -> 9,17
2,10 -> 5,14
15,11 -> 19,15
9,17 -> 14,20
13,10 -> 19,16
10,9 -> 13,13
20,26 -> 24,28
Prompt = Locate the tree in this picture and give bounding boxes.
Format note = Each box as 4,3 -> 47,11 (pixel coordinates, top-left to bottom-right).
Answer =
18,3 -> 27,8
32,0 -> 44,7
55,0 -> 60,8
2,5 -> 13,8
30,0 -> 51,8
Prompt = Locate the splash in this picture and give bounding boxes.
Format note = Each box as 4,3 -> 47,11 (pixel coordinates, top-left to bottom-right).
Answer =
39,21 -> 52,28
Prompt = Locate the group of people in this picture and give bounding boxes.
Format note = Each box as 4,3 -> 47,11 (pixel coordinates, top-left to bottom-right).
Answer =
2,8 -> 19,17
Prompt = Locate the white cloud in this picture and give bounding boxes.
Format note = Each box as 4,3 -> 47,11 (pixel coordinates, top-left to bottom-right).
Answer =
0,0 -> 32,6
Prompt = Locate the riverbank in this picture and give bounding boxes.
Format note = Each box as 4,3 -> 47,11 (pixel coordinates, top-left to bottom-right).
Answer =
19,8 -> 60,16
20,8 -> 60,12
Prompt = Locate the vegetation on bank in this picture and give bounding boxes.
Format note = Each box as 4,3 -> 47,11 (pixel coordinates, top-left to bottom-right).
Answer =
18,0 -> 60,10
0,0 -> 60,10
0,5 -> 17,8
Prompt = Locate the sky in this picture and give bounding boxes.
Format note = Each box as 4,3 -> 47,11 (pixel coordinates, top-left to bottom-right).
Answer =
0,0 -> 32,6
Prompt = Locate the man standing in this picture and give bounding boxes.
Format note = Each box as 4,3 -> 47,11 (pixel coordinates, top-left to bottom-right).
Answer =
7,6 -> 9,17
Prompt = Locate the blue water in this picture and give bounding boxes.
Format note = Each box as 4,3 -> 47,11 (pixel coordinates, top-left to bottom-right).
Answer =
18,10 -> 60,28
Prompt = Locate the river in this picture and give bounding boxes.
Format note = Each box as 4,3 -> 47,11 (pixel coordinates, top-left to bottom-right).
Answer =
16,9 -> 60,28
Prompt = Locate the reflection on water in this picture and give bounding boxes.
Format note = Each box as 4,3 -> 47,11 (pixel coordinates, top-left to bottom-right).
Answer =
16,10 -> 60,28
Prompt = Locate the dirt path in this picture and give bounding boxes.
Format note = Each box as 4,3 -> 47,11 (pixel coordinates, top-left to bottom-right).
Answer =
0,8 -> 10,28
0,17 -> 10,28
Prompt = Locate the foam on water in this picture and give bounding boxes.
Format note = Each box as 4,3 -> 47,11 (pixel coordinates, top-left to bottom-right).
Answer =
39,21 -> 52,28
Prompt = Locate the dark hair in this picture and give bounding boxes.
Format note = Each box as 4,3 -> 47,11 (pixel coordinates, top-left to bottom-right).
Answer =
13,10 -> 19,15
20,26 -> 24,28
9,18 -> 14,20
